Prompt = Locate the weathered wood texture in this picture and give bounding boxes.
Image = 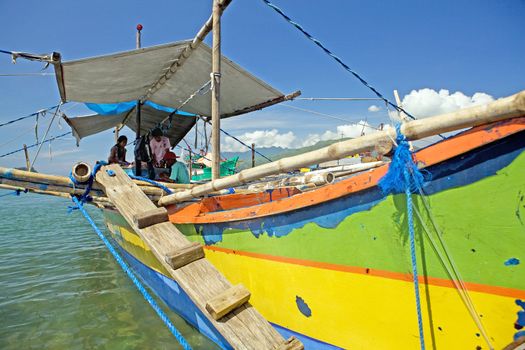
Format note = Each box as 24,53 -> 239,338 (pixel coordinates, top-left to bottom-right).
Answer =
133,207 -> 168,229
159,89 -> 525,205
205,284 -> 251,320
165,242 -> 204,270
95,164 -> 288,349
276,337 -> 304,350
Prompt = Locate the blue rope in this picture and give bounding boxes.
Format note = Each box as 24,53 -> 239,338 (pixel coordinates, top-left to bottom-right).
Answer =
0,188 -> 28,198
128,174 -> 173,194
0,132 -> 71,158
404,169 -> 426,350
0,104 -> 60,128
260,0 -> 416,120
378,125 -> 427,350
68,162 -> 107,213
70,196 -> 192,350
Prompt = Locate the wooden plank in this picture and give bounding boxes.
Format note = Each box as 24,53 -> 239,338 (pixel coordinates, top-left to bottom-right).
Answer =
205,284 -> 251,320
133,207 -> 168,229
276,337 -> 304,350
95,164 -> 290,350
164,242 -> 204,269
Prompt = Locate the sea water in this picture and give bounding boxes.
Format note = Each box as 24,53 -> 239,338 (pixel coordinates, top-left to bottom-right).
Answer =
0,191 -> 219,350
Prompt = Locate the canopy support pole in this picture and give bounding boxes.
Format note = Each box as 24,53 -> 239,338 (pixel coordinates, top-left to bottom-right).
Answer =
211,0 -> 222,180
135,25 -> 143,177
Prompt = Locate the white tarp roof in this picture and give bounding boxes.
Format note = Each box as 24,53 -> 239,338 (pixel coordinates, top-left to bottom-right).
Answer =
64,104 -> 196,146
56,41 -> 283,117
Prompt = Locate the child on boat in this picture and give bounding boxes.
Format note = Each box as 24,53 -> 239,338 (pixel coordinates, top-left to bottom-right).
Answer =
108,135 -> 130,166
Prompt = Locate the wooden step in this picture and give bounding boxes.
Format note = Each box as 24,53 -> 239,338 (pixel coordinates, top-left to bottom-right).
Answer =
133,207 -> 169,228
164,242 -> 204,270
95,164 -> 295,350
206,284 -> 251,320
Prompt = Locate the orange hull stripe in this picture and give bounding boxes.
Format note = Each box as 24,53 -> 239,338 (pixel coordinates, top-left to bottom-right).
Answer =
170,117 -> 525,224
205,245 -> 525,299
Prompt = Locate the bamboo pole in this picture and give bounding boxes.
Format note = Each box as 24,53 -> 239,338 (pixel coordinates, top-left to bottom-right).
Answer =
0,177 -> 162,203
23,144 -> 30,171
0,166 -> 186,196
251,143 -> 255,168
211,0 -> 221,180
139,0 -> 232,103
135,24 -> 143,177
158,90 -> 525,205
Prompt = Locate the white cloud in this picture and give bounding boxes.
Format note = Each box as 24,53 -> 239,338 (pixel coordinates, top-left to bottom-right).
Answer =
221,129 -> 297,152
400,88 -> 494,118
221,121 -> 377,151
368,105 -> 381,112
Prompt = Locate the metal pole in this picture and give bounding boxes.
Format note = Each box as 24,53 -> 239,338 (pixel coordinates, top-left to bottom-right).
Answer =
211,0 -> 221,180
251,143 -> 255,168
135,24 -> 143,176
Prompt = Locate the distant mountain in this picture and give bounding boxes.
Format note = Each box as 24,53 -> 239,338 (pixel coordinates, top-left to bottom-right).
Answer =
223,138 -> 351,170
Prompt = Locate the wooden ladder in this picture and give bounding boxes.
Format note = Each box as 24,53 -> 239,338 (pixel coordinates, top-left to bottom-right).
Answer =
95,164 -> 303,350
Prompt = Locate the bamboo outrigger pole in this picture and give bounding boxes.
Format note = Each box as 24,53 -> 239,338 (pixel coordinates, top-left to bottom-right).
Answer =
211,0 -> 221,180
158,90 -> 525,205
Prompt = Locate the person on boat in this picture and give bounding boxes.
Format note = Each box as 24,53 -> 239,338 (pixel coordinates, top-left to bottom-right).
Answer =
150,128 -> 171,167
159,151 -> 190,184
108,135 -> 130,166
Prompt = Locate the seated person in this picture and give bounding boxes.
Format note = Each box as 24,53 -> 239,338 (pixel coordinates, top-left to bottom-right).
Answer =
150,128 -> 171,167
108,136 -> 130,166
159,151 -> 190,184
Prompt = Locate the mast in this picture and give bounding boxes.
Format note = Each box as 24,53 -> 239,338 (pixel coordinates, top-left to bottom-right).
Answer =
134,24 -> 143,176
211,0 -> 221,180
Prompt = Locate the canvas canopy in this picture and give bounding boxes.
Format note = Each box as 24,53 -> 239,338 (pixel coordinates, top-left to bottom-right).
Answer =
54,41 -> 283,117
64,103 -> 196,146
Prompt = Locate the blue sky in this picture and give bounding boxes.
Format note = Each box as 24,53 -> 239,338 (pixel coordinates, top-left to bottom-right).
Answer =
0,0 -> 524,174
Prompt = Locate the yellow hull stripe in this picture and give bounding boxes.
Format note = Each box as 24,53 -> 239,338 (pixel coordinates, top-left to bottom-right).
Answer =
205,248 -> 517,349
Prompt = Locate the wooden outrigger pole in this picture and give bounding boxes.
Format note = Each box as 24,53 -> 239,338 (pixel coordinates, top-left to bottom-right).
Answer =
158,90 -> 525,205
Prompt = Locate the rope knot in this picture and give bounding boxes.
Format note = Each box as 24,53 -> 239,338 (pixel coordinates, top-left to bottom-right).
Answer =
378,124 -> 428,194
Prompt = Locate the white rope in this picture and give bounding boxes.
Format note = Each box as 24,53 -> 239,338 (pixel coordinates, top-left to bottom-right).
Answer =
412,187 -> 494,349
0,73 -> 55,77
29,102 -> 63,169
158,80 -> 211,127
281,104 -> 382,131
296,97 -> 384,101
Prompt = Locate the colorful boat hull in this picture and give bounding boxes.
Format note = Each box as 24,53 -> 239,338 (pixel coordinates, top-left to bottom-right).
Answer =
104,118 -> 525,349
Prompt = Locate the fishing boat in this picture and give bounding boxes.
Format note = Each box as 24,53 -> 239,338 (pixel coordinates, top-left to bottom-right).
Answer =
1,1 -> 524,349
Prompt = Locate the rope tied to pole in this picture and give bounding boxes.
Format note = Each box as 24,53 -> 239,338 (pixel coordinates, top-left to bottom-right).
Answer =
378,124 -> 428,350
69,196 -> 192,350
68,162 -> 107,211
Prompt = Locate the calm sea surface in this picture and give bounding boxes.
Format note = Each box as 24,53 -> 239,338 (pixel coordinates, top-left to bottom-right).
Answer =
0,191 -> 219,350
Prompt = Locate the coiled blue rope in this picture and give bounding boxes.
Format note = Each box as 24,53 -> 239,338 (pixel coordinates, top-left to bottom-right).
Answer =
260,0 -> 416,120
70,196 -> 192,350
128,174 -> 173,195
68,162 -> 107,209
379,125 -> 427,350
